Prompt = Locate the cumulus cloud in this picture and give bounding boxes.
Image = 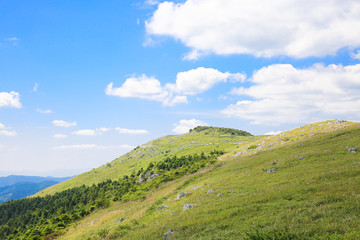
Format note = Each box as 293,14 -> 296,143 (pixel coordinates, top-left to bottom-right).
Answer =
146,0 -> 360,59
168,67 -> 246,95
106,68 -> 243,106
222,63 -> 360,125
37,108 -> 52,114
72,128 -> 110,136
105,74 -> 188,106
53,134 -> 67,139
172,119 -> 209,134
0,91 -> 22,108
106,75 -> 167,100
53,144 -> 134,150
52,120 -> 77,128
115,128 -> 149,135
0,123 -> 17,136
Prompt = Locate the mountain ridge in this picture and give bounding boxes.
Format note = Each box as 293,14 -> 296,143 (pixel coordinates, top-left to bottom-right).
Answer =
0,175 -> 72,188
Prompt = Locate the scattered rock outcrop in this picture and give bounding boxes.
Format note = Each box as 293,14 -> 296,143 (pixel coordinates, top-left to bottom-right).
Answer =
163,229 -> 175,239
147,173 -> 159,181
115,218 -> 125,223
207,189 -> 214,194
158,205 -> 168,210
267,168 -> 276,173
138,174 -> 144,183
348,148 -> 358,153
176,192 -> 185,199
183,203 -> 193,210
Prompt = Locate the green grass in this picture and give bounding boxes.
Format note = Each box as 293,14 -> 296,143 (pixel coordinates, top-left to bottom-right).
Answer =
56,120 -> 360,239
36,131 -> 261,196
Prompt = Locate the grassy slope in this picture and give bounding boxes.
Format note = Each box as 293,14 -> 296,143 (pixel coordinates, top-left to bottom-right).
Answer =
58,120 -> 360,239
37,130 -> 260,196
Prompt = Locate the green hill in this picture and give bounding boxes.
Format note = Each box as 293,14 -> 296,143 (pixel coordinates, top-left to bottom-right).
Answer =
1,120 -> 360,239
36,128 -> 259,196
60,120 -> 360,239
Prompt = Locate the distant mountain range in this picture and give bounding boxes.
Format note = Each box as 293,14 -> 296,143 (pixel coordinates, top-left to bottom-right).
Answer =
0,175 -> 72,203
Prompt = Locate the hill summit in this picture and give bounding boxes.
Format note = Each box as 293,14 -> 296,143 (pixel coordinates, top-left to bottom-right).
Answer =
189,126 -> 252,136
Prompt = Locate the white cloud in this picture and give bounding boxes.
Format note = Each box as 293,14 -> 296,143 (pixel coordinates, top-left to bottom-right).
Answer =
168,67 -> 246,95
146,0 -> 360,59
72,128 -> 110,136
52,120 -> 77,128
106,75 -> 167,100
0,130 -> 17,137
222,63 -> 360,125
105,74 -> 187,106
53,134 -> 67,139
264,131 -> 282,135
172,119 -> 209,134
5,37 -> 19,42
106,68 -> 244,106
98,127 -> 111,133
37,108 -> 52,114
4,37 -> 19,46
72,129 -> 96,136
115,127 -> 150,135
0,123 -> 17,136
0,91 -> 22,108
145,0 -> 159,5
54,144 -> 134,150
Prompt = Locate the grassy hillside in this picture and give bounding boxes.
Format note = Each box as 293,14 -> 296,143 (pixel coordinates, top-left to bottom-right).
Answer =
57,120 -> 360,239
37,128 -> 258,196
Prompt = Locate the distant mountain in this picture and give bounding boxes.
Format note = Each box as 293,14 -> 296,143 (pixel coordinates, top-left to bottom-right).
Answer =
0,175 -> 71,188
0,181 -> 59,203
0,175 -> 72,204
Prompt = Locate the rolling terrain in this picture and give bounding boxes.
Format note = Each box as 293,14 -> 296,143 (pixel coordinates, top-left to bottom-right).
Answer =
1,120 -> 359,239
60,120 -> 360,239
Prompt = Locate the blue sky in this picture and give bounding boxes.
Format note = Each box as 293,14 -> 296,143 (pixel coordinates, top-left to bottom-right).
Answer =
1,0 -> 360,177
